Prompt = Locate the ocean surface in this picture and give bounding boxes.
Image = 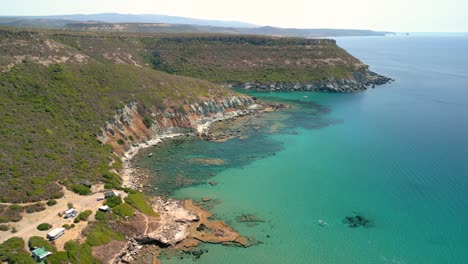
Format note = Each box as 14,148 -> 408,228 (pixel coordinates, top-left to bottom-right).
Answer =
135,34 -> 468,263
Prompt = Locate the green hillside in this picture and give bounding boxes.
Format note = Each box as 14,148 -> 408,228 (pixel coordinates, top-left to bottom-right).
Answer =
0,27 -> 385,203
0,28 -> 235,203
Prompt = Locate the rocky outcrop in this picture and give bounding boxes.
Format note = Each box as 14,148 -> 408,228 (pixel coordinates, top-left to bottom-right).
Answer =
232,69 -> 393,93
97,95 -> 258,154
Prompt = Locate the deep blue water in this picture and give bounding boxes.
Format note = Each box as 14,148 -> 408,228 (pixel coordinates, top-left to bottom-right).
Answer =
139,35 -> 468,263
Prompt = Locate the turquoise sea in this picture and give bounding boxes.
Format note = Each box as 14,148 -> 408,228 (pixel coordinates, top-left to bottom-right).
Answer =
136,34 -> 468,263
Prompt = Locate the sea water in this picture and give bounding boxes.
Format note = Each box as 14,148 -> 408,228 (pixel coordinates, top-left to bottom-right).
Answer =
136,34 -> 468,263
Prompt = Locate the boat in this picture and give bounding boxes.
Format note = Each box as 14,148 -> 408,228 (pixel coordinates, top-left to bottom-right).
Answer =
303,95 -> 308,98
318,219 -> 328,227
148,153 -> 153,157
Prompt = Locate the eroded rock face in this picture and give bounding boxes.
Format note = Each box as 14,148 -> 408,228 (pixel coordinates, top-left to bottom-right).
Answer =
140,198 -> 199,246
97,96 -> 256,154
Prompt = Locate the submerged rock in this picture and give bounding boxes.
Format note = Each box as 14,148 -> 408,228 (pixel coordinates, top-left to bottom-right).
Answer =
342,213 -> 375,228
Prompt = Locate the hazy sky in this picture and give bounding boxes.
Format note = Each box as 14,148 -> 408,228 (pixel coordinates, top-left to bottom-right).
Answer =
1,0 -> 467,32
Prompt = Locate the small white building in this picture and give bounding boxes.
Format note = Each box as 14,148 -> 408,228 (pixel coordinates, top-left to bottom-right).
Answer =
47,227 -> 65,240
64,208 -> 77,219
99,205 -> 111,212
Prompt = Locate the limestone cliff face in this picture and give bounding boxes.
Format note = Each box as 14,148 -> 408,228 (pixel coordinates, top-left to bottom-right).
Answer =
97,95 -> 256,154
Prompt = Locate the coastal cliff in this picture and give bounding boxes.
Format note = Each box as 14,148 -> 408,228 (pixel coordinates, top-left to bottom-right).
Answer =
231,68 -> 392,92
97,96 -> 256,155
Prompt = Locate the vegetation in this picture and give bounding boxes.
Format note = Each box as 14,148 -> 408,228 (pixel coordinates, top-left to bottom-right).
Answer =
0,237 -> 36,264
0,27 -> 369,211
0,32 -> 234,203
124,193 -> 158,216
71,184 -> 91,195
37,223 -> 52,231
47,199 -> 57,206
62,223 -> 75,230
0,224 -> 9,231
0,204 -> 23,223
112,203 -> 135,218
28,236 -> 55,252
25,203 -> 46,214
105,195 -> 122,208
142,35 -> 363,84
84,223 -> 125,246
64,241 -> 99,264
76,210 -> 92,222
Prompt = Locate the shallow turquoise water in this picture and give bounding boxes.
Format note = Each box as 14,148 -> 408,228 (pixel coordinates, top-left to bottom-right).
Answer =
142,35 -> 468,263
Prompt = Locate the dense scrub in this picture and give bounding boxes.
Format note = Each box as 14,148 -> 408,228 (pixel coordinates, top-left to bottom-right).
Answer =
142,35 -> 365,83
0,61 -> 232,203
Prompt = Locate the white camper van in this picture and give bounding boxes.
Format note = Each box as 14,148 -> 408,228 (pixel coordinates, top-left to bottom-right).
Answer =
47,227 -> 65,240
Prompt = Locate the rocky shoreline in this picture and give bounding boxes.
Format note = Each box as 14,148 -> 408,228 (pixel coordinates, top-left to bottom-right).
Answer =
110,100 -> 287,263
107,197 -> 253,264
120,101 -> 288,191
229,70 -> 393,93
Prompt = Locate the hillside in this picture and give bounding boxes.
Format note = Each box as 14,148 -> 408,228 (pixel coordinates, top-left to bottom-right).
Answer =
0,28 -> 250,204
0,13 -> 257,29
0,15 -> 391,37
0,27 -> 389,203
63,22 -> 391,37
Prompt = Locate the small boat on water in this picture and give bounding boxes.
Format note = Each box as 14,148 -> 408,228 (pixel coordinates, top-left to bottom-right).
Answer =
318,219 -> 328,227
303,95 -> 308,98
148,153 -> 153,157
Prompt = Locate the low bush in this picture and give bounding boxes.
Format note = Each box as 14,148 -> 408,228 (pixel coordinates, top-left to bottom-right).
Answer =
0,237 -> 35,264
25,203 -> 46,214
62,224 -> 74,230
105,195 -> 122,208
84,223 -> 125,247
124,193 -> 158,216
37,223 -> 51,231
77,210 -> 92,221
28,236 -> 56,252
112,203 -> 135,218
47,199 -> 57,206
71,184 -> 91,195
8,205 -> 22,211
64,241 -> 99,264
0,225 -> 9,231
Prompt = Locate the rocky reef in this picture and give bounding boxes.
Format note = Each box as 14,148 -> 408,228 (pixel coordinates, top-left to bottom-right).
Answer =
232,69 -> 393,93
111,198 -> 252,264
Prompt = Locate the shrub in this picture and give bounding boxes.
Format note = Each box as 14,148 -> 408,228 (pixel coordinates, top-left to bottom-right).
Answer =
143,116 -> 153,128
28,236 -> 56,252
0,224 -> 9,231
47,199 -> 57,206
112,203 -> 135,218
117,139 -> 125,145
77,210 -> 92,221
62,224 -> 73,230
25,203 -> 46,214
0,237 -> 35,264
105,195 -> 122,208
37,223 -> 52,231
67,202 -> 74,209
64,241 -> 99,264
84,223 -> 124,247
71,184 -> 91,195
47,251 -> 69,264
124,193 -> 158,216
9,204 -> 22,211
51,191 -> 64,199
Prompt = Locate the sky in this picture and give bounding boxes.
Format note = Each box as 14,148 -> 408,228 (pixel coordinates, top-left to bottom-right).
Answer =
1,0 -> 467,32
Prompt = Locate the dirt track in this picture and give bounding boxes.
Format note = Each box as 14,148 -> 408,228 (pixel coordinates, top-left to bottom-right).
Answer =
0,186 -> 108,250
